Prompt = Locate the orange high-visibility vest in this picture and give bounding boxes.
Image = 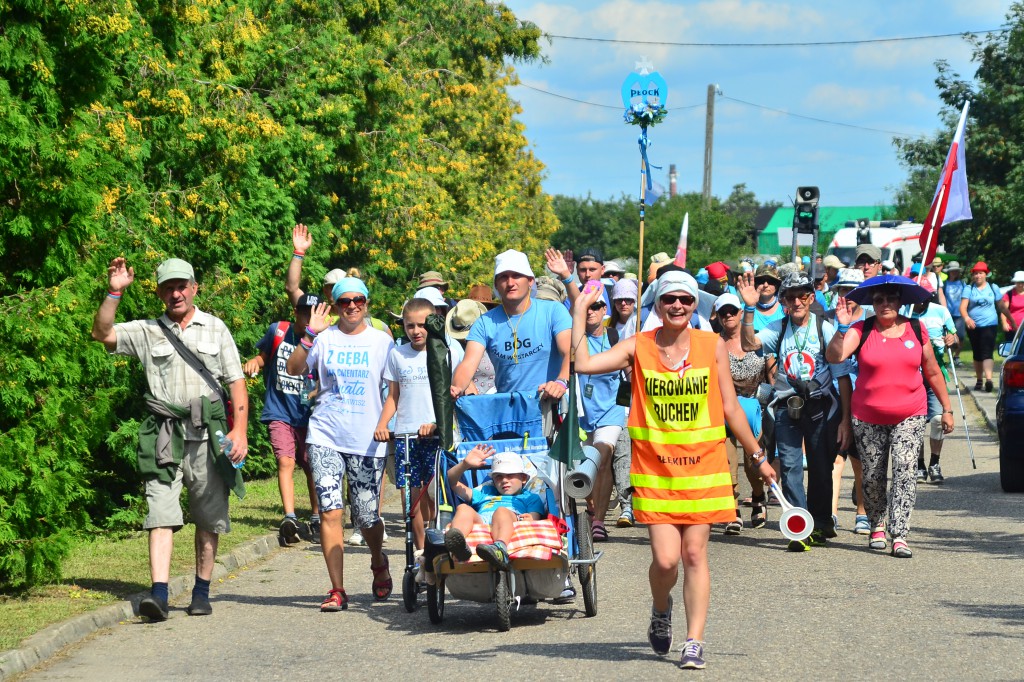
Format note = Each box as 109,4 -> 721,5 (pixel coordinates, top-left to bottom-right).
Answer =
628,328 -> 733,525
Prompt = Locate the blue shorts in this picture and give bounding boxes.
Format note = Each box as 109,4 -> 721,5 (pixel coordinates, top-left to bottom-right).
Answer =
394,436 -> 439,488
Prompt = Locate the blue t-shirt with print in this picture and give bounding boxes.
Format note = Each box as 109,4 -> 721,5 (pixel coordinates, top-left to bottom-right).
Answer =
256,322 -> 311,426
467,299 -> 571,393
756,313 -> 850,400
579,332 -> 625,431
944,279 -> 965,318
469,482 -> 546,523
962,283 -> 999,327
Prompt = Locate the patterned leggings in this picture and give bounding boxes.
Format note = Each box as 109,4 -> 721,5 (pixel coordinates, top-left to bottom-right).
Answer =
852,416 -> 926,541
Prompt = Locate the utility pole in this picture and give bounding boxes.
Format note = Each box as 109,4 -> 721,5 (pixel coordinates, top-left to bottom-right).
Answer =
702,84 -> 719,208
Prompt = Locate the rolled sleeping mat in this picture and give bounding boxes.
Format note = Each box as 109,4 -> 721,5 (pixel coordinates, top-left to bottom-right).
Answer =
563,445 -> 601,500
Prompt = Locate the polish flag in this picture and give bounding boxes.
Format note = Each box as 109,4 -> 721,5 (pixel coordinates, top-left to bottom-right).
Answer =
674,213 -> 688,268
919,101 -> 972,266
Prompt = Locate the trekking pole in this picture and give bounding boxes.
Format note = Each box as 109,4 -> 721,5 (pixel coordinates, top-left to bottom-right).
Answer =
945,346 -> 977,469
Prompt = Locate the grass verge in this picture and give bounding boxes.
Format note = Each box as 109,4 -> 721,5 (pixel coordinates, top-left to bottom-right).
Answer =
0,474 -> 297,651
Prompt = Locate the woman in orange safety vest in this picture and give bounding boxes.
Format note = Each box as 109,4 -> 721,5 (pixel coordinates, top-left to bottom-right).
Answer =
571,269 -> 775,670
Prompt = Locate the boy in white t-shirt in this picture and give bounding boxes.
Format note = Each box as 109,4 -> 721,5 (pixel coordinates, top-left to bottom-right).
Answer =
375,298 -> 463,549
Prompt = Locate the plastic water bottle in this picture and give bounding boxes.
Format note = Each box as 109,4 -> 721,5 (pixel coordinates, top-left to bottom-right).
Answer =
216,430 -> 244,469
300,374 -> 316,406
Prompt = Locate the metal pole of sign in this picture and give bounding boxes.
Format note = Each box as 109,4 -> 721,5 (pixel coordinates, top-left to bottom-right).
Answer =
635,152 -> 647,337
945,345 -> 978,469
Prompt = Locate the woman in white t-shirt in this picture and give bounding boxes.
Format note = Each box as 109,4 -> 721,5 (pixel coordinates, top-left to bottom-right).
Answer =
287,277 -> 395,612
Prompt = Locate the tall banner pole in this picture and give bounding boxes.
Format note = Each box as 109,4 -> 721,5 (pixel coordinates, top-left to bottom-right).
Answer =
621,57 -> 668,337
917,183 -> 945,287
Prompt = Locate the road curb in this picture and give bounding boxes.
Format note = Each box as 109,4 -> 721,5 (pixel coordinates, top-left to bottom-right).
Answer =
0,533 -> 281,681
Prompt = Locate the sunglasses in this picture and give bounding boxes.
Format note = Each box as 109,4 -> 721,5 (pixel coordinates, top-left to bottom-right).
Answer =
855,259 -> 878,268
717,307 -> 740,317
754,277 -> 778,287
871,293 -> 902,305
335,296 -> 367,308
659,294 -> 695,306
588,302 -> 606,311
613,298 -> 635,304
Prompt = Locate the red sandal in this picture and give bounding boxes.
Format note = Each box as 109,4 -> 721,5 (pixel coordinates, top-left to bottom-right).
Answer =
371,553 -> 392,601
320,588 -> 349,612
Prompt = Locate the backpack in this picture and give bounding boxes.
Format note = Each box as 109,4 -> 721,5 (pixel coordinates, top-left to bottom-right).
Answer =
271,321 -> 291,356
778,312 -> 826,357
854,316 -> 924,356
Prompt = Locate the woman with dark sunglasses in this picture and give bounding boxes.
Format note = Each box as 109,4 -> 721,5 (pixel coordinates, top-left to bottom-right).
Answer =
714,294 -> 772,534
571,270 -> 776,670
287,277 -> 396,610
826,281 -> 953,559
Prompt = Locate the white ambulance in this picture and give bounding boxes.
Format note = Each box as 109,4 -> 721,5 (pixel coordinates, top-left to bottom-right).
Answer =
825,220 -> 938,273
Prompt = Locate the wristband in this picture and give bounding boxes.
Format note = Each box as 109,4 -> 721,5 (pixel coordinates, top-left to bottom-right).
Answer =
747,448 -> 765,462
562,276 -> 574,285
837,323 -> 850,333
743,305 -> 756,313
555,378 -> 569,389
304,326 -> 318,339
943,409 -> 953,414
107,291 -> 122,299
300,338 -> 313,351
292,250 -> 305,257
741,321 -> 754,327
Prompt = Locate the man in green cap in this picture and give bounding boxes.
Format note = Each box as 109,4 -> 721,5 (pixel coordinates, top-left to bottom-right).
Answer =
91,256 -> 249,622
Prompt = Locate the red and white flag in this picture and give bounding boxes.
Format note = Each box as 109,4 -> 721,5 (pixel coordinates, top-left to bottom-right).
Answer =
919,101 -> 972,265
674,212 -> 688,268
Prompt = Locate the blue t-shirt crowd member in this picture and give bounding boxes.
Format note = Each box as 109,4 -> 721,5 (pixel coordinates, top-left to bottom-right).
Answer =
452,250 -> 571,406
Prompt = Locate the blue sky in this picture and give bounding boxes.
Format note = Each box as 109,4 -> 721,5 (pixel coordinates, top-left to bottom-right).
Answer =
503,0 -> 1011,209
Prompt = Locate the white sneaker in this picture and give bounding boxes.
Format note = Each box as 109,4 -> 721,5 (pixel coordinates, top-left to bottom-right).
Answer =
382,529 -> 389,544
348,529 -> 365,546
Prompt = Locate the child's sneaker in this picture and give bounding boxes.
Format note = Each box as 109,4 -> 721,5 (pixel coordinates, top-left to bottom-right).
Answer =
616,508 -> 634,528
679,639 -> 706,669
348,529 -> 365,546
476,541 -> 511,570
853,515 -> 870,535
647,595 -> 673,656
308,518 -> 321,544
443,528 -> 472,562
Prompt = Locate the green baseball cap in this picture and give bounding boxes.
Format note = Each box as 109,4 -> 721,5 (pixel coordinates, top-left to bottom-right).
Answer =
155,258 -> 195,284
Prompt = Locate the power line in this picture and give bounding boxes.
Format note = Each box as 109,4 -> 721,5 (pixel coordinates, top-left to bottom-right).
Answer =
545,29 -> 1004,48
515,82 -> 705,111
720,95 -> 916,136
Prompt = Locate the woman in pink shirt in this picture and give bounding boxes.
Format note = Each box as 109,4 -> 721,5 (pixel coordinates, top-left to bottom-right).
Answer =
826,279 -> 953,559
999,271 -> 1024,333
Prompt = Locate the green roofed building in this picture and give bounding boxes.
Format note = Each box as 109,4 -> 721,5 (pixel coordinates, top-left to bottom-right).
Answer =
756,205 -> 895,255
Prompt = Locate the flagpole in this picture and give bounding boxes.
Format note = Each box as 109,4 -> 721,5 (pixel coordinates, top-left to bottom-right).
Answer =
917,183 -> 946,286
636,151 -> 647,336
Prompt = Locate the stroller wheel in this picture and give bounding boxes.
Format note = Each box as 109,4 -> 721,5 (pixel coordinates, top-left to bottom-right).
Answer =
402,569 -> 418,613
494,572 -> 512,632
427,579 -> 445,624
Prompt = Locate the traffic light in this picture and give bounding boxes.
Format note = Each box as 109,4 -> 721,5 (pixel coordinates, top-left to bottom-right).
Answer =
856,218 -> 871,245
793,186 -> 819,234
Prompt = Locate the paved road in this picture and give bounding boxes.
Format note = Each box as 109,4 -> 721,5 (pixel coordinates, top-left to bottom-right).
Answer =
22,398 -> 1024,681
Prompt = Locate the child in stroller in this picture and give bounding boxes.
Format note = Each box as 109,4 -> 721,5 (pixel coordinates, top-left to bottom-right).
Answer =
442,446 -> 546,571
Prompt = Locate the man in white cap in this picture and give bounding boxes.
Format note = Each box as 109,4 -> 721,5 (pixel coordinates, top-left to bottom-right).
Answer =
92,257 -> 248,622
451,250 -> 571,406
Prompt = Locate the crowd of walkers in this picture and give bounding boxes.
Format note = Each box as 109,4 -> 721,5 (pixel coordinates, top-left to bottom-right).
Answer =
93,227 -> 1018,670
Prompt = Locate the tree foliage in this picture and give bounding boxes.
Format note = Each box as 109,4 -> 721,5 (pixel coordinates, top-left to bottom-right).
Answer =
0,0 -> 553,588
893,3 -> 1024,275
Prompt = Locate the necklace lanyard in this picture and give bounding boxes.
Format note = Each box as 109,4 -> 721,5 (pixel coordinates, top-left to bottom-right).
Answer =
504,301 -> 531,364
791,317 -> 811,354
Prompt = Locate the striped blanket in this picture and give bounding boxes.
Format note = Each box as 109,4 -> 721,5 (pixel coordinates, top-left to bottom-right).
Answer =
461,518 -> 565,562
